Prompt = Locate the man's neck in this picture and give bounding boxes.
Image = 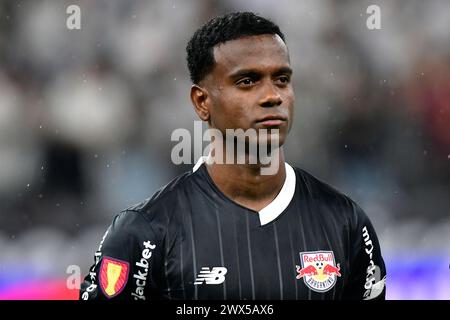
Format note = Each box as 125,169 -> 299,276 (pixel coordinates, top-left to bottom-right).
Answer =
205,148 -> 286,212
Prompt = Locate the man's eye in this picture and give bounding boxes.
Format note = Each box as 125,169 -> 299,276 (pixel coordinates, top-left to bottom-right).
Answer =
277,76 -> 290,84
237,78 -> 254,86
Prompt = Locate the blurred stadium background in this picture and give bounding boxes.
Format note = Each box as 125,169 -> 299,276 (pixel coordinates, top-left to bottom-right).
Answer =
0,0 -> 449,300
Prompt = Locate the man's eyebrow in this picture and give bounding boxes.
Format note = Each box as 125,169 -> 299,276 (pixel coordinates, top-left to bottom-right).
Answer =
228,67 -> 293,80
273,67 -> 293,76
228,69 -> 261,80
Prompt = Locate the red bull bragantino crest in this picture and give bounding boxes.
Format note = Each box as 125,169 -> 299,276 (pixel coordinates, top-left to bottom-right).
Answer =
296,251 -> 341,293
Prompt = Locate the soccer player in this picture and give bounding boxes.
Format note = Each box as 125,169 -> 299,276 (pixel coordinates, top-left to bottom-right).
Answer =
80,12 -> 386,300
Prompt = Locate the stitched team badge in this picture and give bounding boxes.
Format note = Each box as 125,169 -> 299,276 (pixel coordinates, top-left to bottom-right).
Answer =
295,251 -> 341,293
99,256 -> 129,298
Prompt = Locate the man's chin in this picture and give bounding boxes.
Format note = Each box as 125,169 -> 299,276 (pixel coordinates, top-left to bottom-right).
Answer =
247,136 -> 285,154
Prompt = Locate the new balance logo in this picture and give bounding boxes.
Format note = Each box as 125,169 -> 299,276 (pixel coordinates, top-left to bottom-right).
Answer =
194,267 -> 227,285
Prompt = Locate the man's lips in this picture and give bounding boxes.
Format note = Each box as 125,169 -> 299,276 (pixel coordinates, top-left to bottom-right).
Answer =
257,119 -> 286,126
255,115 -> 287,127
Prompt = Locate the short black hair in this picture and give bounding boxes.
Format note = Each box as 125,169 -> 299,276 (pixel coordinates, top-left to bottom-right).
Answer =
186,12 -> 286,84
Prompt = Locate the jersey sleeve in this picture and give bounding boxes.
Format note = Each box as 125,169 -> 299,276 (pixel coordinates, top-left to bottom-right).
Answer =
79,210 -> 163,300
343,202 -> 387,300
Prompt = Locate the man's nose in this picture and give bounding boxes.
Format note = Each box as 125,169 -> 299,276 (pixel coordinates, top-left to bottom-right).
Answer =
259,82 -> 282,108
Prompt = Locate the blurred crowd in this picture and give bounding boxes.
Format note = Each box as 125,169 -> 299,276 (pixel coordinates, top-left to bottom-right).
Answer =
0,0 -> 449,298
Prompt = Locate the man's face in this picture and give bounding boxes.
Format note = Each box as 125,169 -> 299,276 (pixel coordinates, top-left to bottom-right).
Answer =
201,34 -> 294,148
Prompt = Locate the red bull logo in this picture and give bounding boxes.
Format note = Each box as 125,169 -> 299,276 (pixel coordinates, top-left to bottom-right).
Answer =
296,251 -> 341,293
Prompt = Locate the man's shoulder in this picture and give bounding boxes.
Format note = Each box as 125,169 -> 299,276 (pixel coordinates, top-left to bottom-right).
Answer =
291,165 -> 371,225
121,168 -> 198,221
291,165 -> 357,210
292,166 -> 348,198
93,170 -> 199,254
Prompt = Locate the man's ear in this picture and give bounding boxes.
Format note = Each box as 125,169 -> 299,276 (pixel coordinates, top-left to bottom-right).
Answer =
190,84 -> 210,122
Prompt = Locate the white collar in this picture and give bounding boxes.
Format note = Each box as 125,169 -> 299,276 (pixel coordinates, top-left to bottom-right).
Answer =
193,157 -> 296,226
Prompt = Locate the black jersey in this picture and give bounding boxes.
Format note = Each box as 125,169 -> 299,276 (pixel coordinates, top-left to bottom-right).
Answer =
80,157 -> 386,300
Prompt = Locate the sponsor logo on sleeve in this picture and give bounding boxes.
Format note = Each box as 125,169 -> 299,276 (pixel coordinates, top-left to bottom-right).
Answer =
131,240 -> 156,300
362,226 -> 386,300
99,257 -> 129,298
81,229 -> 109,300
296,251 -> 341,293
